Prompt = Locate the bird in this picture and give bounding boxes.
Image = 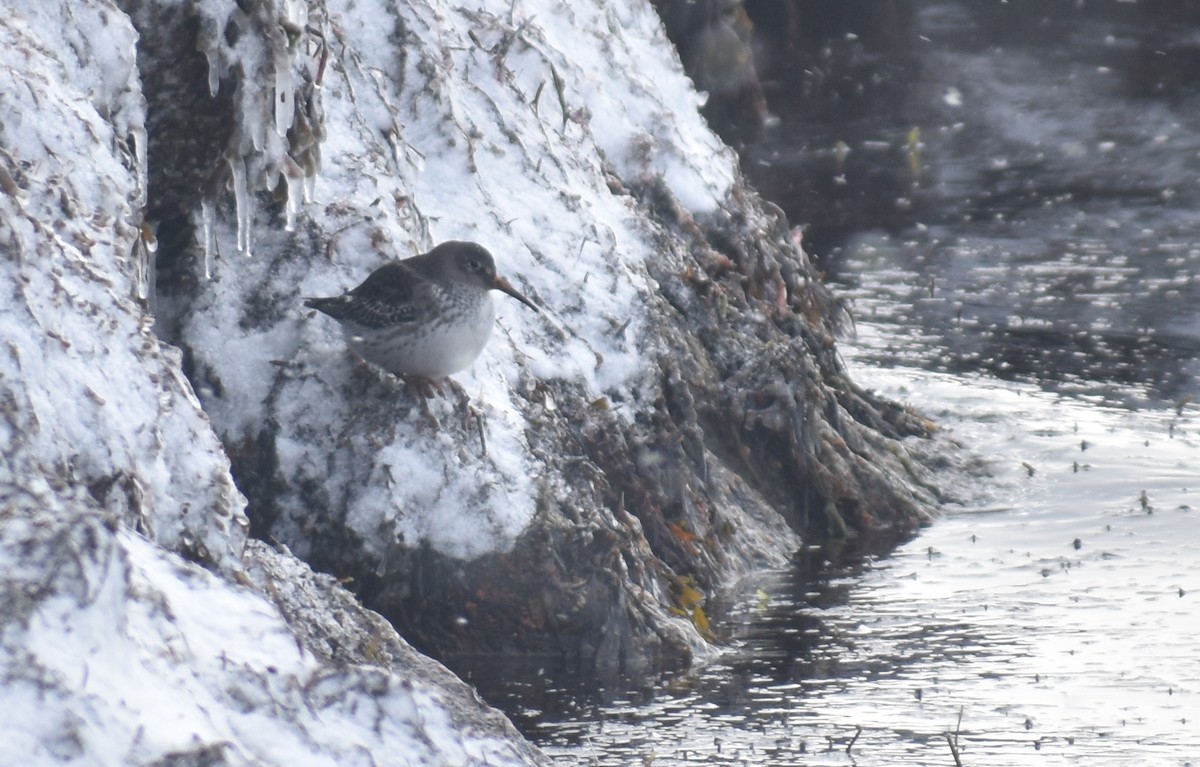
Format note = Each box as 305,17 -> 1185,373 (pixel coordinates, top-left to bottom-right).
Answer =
304,241 -> 539,382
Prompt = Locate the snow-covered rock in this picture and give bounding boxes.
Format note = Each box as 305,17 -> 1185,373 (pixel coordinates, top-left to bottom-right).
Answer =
1,0 -> 937,759
1,504 -> 549,766
0,1 -> 550,763
0,0 -> 244,570
131,0 -> 934,677
146,0 -> 742,562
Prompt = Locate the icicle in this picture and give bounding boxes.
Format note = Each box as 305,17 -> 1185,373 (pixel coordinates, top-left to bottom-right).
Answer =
248,102 -> 266,154
302,171 -> 316,204
131,123 -> 149,210
285,172 -> 302,232
136,222 -> 157,301
200,196 -> 216,279
286,0 -> 308,28
229,155 -> 253,257
275,61 -> 295,137
205,48 -> 220,97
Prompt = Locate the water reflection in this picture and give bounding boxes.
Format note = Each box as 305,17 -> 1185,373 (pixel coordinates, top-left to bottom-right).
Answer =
833,208 -> 1200,407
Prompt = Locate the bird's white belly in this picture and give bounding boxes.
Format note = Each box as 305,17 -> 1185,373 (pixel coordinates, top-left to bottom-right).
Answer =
347,296 -> 495,378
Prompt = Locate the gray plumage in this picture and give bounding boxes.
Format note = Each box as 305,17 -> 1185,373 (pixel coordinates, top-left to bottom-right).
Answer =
305,241 -> 538,378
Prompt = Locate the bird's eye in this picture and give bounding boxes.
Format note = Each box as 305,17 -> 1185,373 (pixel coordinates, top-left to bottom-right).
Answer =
468,259 -> 483,271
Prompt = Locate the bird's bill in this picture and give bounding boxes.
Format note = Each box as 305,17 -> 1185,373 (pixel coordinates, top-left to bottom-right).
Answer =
492,275 -> 541,312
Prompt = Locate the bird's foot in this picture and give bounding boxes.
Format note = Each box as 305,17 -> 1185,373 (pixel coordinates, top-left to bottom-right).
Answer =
391,374 -> 440,429
398,374 -> 442,398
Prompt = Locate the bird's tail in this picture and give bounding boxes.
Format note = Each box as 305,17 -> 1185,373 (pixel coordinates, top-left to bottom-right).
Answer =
303,296 -> 346,318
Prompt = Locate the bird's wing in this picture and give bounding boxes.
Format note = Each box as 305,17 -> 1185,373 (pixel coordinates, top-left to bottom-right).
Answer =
312,261 -> 438,329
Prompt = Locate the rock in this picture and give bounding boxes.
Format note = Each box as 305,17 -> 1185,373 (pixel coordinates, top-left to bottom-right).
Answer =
0,1 -> 549,763
2,9 -> 941,766
131,0 -> 937,680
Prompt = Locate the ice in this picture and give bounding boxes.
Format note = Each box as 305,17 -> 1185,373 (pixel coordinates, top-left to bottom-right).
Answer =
200,196 -> 217,280
229,154 -> 253,258
205,45 -> 220,95
285,171 -> 302,232
274,54 -> 295,137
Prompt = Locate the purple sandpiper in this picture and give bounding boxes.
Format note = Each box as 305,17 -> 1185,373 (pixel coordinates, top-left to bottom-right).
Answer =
305,241 -> 539,380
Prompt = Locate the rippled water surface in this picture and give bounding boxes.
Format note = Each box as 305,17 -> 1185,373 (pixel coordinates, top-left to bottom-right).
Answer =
818,0 -> 1200,408
492,349 -> 1198,766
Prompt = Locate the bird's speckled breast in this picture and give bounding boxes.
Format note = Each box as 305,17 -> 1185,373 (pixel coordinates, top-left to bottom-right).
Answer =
346,289 -> 496,377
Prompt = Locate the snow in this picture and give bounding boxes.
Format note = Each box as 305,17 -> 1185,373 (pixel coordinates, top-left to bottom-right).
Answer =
174,0 -> 741,563
0,0 -> 563,762
1,0 -> 752,761
0,0 -> 245,569
2,511 -> 541,767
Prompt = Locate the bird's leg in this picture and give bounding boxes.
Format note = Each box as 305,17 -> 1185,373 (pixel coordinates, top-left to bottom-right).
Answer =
397,374 -> 442,429
443,378 -> 469,406
441,379 -> 479,436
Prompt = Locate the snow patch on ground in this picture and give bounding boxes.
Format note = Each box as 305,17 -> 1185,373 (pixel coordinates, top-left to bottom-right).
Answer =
1,2 -> 550,763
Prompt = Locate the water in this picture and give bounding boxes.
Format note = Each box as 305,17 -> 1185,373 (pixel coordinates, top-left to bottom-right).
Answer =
832,210 -> 1200,410
462,3 -> 1200,763
481,341 -> 1197,766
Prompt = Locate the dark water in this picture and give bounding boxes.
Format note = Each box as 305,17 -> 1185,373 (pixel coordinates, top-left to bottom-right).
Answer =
823,1 -> 1200,409
464,3 -> 1200,764
751,1 -> 1200,408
